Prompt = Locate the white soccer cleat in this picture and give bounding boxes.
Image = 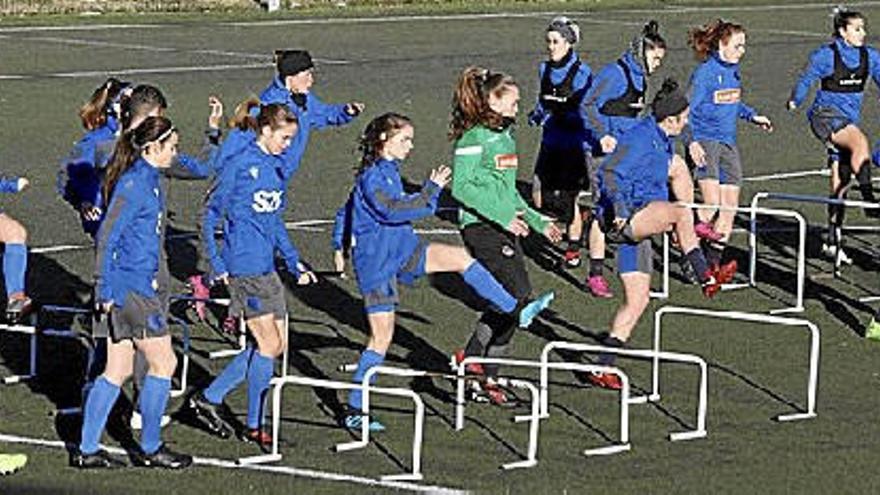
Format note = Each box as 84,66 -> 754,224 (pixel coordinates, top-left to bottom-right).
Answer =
821,243 -> 853,265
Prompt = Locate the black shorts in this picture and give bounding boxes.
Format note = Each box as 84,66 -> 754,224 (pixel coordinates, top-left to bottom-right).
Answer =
229,272 -> 287,320
540,188 -> 579,225
595,203 -> 644,244
461,223 -> 531,303
809,106 -> 852,144
534,144 -> 589,192
108,292 -> 169,343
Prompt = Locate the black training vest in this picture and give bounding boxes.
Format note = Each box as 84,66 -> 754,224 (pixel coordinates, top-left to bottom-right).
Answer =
539,60 -> 582,115
599,59 -> 645,118
820,43 -> 868,93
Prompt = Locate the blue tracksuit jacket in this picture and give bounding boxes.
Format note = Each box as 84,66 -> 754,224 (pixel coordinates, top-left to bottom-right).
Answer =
688,52 -> 757,145
583,50 -> 646,141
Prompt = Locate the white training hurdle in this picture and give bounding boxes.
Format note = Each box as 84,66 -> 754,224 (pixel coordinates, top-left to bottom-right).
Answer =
649,232 -> 670,299
456,356 -> 631,457
652,306 -> 819,422
237,369 -> 425,482
539,342 -> 707,442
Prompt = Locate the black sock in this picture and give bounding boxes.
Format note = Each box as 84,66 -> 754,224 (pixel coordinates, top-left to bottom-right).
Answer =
567,238 -> 582,252
597,335 -> 625,366
705,242 -> 723,266
685,248 -> 710,283
589,258 -> 604,277
857,163 -> 876,202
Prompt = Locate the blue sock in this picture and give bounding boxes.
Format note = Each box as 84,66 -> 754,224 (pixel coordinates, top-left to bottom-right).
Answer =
246,352 -> 275,430
347,349 -> 385,411
462,261 -> 516,313
79,376 -> 120,455
3,243 -> 27,296
139,375 -> 171,455
685,248 -> 711,283
204,346 -> 254,404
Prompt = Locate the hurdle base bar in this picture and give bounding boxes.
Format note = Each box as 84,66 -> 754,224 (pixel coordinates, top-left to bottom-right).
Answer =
584,443 -> 631,456
670,430 -> 707,442
858,296 -> 880,303
770,306 -> 805,315
236,453 -> 283,465
502,459 -> 538,470
776,412 -> 816,422
381,473 -> 424,482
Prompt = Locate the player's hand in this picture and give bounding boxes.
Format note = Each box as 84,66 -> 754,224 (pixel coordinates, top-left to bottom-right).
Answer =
207,95 -> 224,129
688,141 -> 707,168
297,270 -> 318,285
346,102 -> 365,116
333,249 -> 347,279
429,165 -> 451,189
753,115 -> 773,132
613,217 -> 628,231
600,135 -> 618,154
786,100 -> 797,112
543,222 -> 563,243
507,211 -> 530,237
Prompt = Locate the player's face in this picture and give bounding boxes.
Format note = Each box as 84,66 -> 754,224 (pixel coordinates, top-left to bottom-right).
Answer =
668,107 -> 689,136
489,85 -> 520,118
381,125 -> 415,161
841,18 -> 866,47
144,132 -> 179,168
645,47 -> 666,74
261,122 -> 299,155
719,31 -> 746,64
286,68 -> 315,94
546,31 -> 571,62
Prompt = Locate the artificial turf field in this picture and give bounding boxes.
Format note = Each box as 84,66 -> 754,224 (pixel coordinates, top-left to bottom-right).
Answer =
1,1 -> 880,493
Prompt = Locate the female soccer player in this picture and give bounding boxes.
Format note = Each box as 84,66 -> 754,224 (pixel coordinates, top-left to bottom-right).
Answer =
450,66 -> 561,405
341,112 -> 554,430
588,79 -> 736,389
71,116 -> 191,469
581,20 -> 668,297
789,7 -> 880,261
0,174 -> 31,320
687,19 -> 773,269
529,17 -> 592,269
189,101 -> 316,446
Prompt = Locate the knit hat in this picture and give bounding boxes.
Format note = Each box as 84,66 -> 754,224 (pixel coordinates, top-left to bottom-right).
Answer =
276,50 -> 314,78
651,78 -> 689,121
547,17 -> 580,44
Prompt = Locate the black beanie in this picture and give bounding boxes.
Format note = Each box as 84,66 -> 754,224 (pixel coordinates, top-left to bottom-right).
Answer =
651,78 -> 689,121
276,50 -> 314,78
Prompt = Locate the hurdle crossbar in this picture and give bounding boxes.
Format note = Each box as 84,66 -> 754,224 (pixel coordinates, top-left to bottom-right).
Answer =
652,306 -> 819,422
237,374 -> 425,482
540,342 -> 707,442
456,357 -> 631,457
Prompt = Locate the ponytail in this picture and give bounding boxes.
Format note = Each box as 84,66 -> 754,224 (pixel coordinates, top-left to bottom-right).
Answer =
357,112 -> 412,173
119,84 -> 168,132
78,77 -> 127,130
688,19 -> 745,61
103,116 -> 175,205
449,66 -> 517,141
228,99 -> 298,134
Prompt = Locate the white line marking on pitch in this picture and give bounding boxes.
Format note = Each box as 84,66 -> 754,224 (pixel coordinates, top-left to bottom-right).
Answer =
0,432 -> 467,494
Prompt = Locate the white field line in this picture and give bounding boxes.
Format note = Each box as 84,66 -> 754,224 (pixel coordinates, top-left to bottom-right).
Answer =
0,432 -> 468,494
13,35 -> 270,60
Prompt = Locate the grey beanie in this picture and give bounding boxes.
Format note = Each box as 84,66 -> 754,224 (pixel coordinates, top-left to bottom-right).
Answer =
548,17 -> 580,44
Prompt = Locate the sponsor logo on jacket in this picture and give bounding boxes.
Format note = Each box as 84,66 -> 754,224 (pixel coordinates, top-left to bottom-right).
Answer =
713,88 -> 741,105
494,153 -> 518,170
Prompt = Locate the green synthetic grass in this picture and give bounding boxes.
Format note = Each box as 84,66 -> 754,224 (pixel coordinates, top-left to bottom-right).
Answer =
1,3 -> 880,494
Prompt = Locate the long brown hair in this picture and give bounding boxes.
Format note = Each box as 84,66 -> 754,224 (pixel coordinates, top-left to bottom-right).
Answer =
103,116 -> 175,205
449,66 -> 517,141
688,19 -> 745,61
119,84 -> 168,131
357,112 -> 412,173
78,78 -> 128,131
228,97 -> 298,133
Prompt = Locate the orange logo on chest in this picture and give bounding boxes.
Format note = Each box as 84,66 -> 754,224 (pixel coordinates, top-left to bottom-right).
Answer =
494,153 -> 518,170
713,88 -> 741,104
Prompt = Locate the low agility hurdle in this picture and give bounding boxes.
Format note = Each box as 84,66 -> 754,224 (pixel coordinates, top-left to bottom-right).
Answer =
238,369 -> 425,481
456,357 -> 631,457
652,306 -> 819,422
539,342 -> 707,442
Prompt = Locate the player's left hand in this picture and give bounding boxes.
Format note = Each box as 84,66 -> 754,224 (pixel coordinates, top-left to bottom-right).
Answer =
753,115 -> 773,132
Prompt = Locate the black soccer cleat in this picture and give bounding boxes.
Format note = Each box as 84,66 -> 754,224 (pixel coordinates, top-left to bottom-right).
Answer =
131,444 -> 192,470
188,391 -> 235,439
70,448 -> 126,469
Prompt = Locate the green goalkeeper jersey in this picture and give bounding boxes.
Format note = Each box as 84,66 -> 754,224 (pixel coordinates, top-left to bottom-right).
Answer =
451,124 -> 547,232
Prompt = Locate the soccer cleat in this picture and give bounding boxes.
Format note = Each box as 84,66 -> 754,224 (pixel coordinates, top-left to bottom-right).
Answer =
131,444 -> 192,469
586,275 -> 613,298
0,454 -> 27,475
343,412 -> 386,432
563,249 -> 582,268
586,371 -> 623,391
518,291 -> 555,328
701,272 -> 722,298
694,221 -> 723,242
468,379 -> 515,407
130,412 -> 171,431
239,428 -> 272,447
188,391 -> 235,439
222,315 -> 239,335
714,259 -> 738,284
451,349 -> 485,376
70,449 -> 125,469
188,274 -> 211,321
6,294 -> 32,322
821,243 -> 853,265
678,258 -> 699,285
865,318 -> 880,341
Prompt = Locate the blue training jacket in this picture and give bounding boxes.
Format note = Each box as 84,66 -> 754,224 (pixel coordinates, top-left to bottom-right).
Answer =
528,52 -> 593,150
348,158 -> 441,293
597,117 -> 673,219
790,37 -> 880,125
94,158 -> 167,305
201,137 -> 302,279
331,193 -> 354,251
0,177 -> 22,194
583,50 -> 646,141
688,52 -> 757,146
